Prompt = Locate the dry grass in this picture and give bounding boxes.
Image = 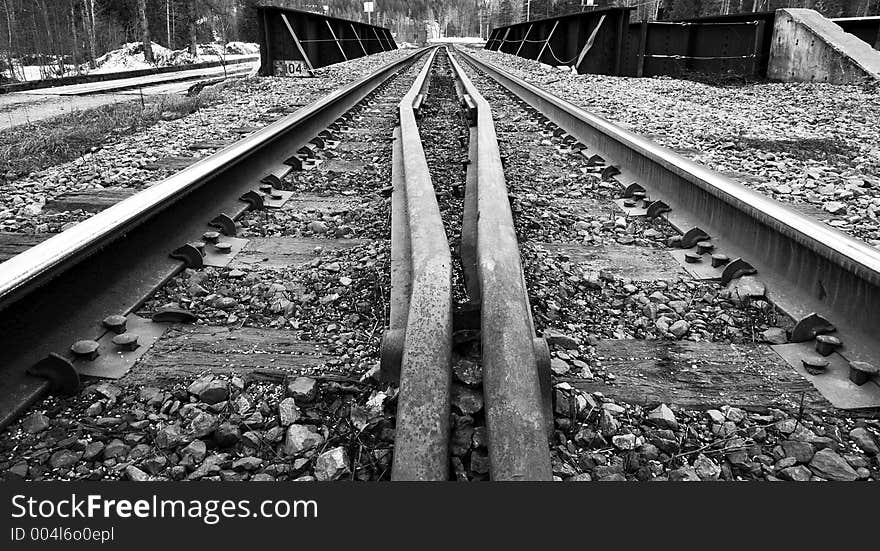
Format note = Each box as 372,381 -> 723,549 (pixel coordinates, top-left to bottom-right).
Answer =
0,89 -> 221,176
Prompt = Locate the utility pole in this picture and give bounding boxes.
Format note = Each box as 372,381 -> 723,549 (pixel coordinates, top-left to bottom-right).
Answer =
166,0 -> 172,48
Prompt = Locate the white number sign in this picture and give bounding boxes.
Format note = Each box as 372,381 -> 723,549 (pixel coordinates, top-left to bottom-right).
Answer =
273,59 -> 310,77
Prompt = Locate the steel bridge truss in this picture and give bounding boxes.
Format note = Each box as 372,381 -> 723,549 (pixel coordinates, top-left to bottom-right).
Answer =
258,7 -> 397,76
486,8 -> 774,78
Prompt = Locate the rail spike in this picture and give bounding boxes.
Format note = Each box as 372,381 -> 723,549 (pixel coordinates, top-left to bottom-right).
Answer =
260,174 -> 283,188
27,353 -> 79,396
170,243 -> 204,269
209,213 -> 237,236
239,190 -> 265,211
623,183 -> 646,198
643,201 -> 672,221
283,155 -> 305,171
600,165 -> 621,180
790,312 -> 836,343
679,227 -> 711,249
719,258 -> 757,286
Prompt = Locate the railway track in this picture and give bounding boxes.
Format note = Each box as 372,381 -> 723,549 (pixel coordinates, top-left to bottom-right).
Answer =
1,45 -> 879,482
455,47 -> 880,392
0,48 -> 427,424
383,48 -> 551,480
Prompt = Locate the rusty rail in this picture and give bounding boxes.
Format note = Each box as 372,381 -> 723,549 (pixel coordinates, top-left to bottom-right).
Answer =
381,47 -> 453,481
447,48 -> 552,481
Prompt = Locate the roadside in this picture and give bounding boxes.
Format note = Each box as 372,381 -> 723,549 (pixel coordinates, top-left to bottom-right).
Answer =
0,91 -> 222,179
0,93 -> 136,132
0,59 -> 258,133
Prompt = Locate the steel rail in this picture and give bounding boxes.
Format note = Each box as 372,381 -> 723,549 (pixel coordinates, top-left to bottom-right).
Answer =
0,49 -> 429,429
447,49 -> 552,481
385,47 -> 454,481
457,47 -> 880,368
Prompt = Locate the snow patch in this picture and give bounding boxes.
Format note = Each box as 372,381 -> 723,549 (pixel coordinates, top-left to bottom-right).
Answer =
88,41 -> 260,74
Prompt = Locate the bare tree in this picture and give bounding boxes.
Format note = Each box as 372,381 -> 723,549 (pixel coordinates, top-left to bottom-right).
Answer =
36,0 -> 61,76
83,0 -> 96,68
3,0 -> 20,79
188,0 -> 200,56
166,0 -> 172,48
69,2 -> 80,72
137,0 -> 154,62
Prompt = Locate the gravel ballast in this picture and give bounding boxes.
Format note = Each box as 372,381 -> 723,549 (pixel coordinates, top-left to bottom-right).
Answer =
3,47 -> 878,484
0,52 -> 427,482
469,48 -> 880,248
456,50 -> 880,482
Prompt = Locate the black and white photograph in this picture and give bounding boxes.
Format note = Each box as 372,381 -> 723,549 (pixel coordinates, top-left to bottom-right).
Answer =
0,0 -> 878,544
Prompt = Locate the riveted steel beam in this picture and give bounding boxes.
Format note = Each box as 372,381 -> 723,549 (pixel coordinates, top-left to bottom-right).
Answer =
258,7 -> 397,75
488,8 -> 773,77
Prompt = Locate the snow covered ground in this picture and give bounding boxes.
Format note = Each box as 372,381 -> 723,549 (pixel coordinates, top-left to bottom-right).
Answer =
89,41 -> 259,74
4,42 -> 260,81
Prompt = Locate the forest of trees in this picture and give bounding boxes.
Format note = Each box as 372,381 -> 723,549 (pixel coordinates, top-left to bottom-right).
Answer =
0,0 -> 496,80
0,0 -> 259,80
1,0 -> 878,81
512,0 -> 879,23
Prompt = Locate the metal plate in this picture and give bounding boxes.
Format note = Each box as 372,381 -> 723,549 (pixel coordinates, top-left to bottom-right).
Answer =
203,237 -> 249,267
613,198 -> 648,217
273,59 -> 311,77
74,315 -> 168,379
771,342 -> 880,409
668,249 -> 725,280
263,189 -> 294,208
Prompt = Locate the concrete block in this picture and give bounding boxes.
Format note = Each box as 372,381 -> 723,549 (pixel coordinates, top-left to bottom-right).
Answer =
768,8 -> 880,84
